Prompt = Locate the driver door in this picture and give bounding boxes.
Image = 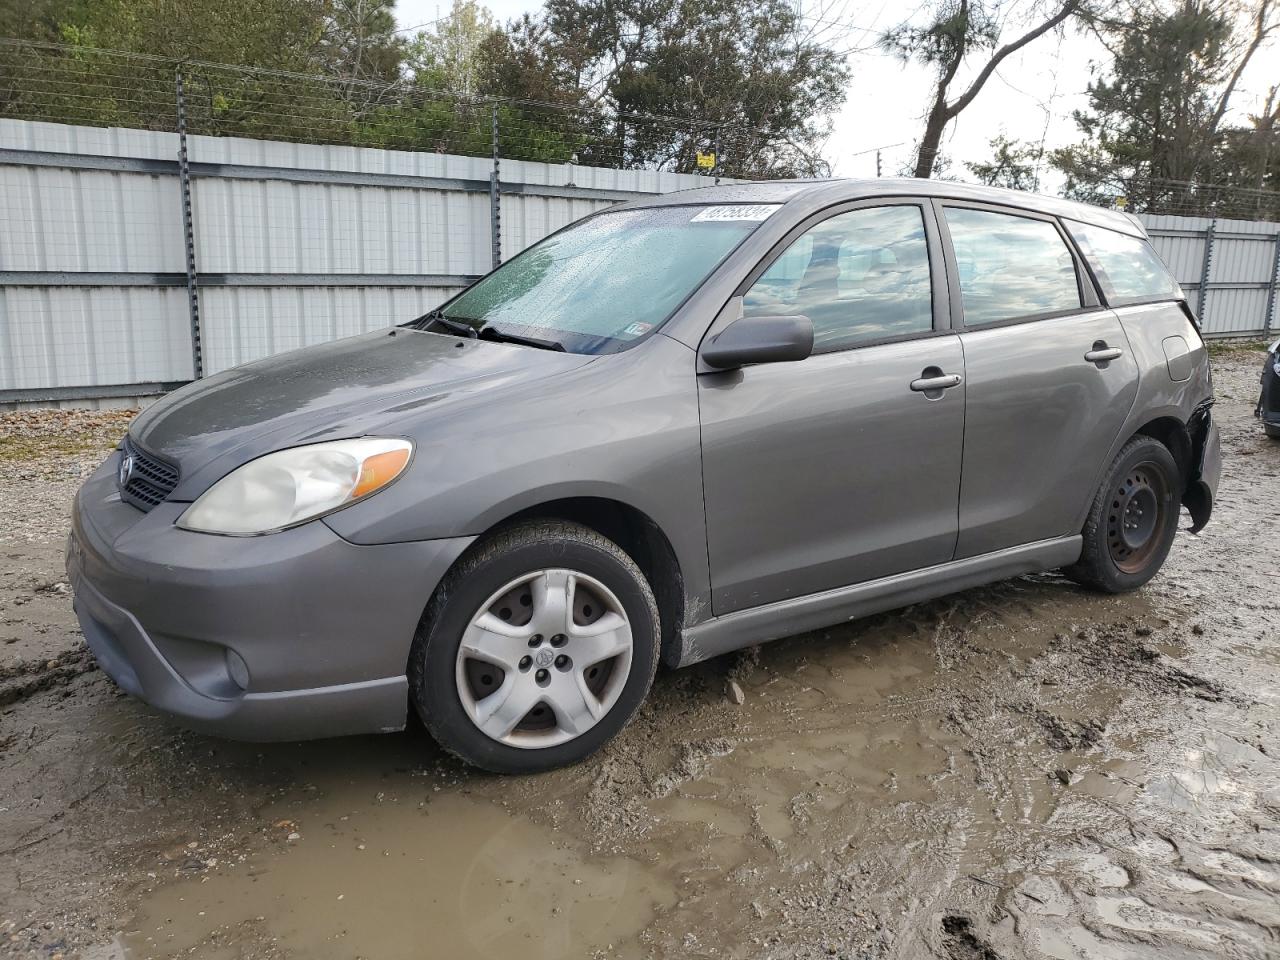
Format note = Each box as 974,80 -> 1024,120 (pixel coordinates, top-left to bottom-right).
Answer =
698,201 -> 966,615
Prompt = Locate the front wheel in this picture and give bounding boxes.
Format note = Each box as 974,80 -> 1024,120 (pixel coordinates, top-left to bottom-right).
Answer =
1065,436 -> 1181,593
409,520 -> 660,774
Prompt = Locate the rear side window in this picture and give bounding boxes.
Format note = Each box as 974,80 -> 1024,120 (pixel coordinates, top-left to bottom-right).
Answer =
1065,221 -> 1181,305
944,208 -> 1082,327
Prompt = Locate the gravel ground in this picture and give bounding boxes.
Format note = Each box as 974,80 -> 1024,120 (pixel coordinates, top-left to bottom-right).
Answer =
0,409 -> 135,545
0,349 -> 1277,960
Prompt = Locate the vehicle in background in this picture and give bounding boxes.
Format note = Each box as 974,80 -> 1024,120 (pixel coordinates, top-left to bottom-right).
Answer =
67,179 -> 1220,773
1257,338 -> 1280,438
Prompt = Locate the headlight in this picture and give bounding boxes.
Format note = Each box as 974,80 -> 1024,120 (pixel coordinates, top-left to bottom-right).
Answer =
177,438 -> 412,535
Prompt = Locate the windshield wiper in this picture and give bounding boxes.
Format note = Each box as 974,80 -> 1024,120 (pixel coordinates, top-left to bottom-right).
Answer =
477,325 -> 566,352
403,309 -> 478,337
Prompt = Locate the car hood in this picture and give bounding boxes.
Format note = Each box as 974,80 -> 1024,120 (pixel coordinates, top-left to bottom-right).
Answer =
131,329 -> 594,500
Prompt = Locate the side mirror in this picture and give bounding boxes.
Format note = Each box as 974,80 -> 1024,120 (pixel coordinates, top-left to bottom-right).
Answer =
700,314 -> 814,370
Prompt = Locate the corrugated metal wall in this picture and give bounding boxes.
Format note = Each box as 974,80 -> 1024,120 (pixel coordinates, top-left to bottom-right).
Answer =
0,119 -> 721,404
3,119 -> 1277,406
1137,213 -> 1280,337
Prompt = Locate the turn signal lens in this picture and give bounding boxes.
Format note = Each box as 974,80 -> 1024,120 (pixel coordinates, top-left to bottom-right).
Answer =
352,448 -> 411,499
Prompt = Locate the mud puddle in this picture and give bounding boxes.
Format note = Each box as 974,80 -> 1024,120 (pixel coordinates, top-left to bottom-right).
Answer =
125,791 -> 673,960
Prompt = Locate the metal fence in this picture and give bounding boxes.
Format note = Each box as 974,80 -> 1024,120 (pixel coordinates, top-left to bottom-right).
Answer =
0,118 -> 730,405
1138,213 -> 1280,339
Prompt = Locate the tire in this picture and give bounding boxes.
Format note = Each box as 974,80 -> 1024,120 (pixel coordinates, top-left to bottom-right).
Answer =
1065,435 -> 1181,593
1264,423 -> 1280,439
408,520 -> 660,774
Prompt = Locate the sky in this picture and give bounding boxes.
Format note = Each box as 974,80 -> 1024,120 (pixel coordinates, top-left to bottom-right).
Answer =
395,0 -> 1280,190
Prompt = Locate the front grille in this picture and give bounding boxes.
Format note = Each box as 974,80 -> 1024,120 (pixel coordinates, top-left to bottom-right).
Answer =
119,435 -> 180,511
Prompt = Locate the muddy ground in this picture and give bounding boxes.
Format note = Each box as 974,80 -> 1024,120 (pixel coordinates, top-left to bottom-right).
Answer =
1,349 -> 1277,960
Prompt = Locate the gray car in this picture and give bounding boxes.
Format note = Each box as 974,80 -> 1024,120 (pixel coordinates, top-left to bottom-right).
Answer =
67,178 -> 1221,773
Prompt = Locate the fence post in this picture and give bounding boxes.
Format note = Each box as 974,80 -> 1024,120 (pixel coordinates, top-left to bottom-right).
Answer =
1196,218 -> 1216,329
489,103 -> 501,270
175,67 -> 204,379
1266,231 -> 1280,338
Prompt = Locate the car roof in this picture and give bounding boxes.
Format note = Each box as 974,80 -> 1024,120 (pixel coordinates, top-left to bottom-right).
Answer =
616,177 -> 1145,238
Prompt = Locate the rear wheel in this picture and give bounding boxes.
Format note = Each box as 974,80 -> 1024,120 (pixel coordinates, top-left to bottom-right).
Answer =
409,520 -> 660,774
1264,423 -> 1280,439
1066,436 -> 1181,593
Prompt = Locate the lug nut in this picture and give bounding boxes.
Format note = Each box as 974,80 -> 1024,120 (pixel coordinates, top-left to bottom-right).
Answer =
554,654 -> 570,670
528,634 -> 543,647
535,668 -> 549,683
519,655 -> 532,671
550,634 -> 567,647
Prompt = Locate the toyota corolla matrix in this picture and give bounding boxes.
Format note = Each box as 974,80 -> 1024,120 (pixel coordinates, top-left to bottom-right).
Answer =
68,178 -> 1220,773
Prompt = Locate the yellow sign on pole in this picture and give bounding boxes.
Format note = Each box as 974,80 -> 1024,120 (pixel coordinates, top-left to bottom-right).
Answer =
1115,196 -> 1128,210
696,152 -> 716,170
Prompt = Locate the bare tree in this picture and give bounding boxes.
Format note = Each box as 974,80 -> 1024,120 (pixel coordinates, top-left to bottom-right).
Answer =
882,0 -> 1083,178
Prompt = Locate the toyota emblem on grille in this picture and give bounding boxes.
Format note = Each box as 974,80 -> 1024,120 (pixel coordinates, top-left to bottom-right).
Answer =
118,453 -> 135,489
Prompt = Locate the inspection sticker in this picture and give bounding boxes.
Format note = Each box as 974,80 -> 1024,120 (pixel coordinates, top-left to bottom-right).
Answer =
690,204 -> 782,222
623,322 -> 652,336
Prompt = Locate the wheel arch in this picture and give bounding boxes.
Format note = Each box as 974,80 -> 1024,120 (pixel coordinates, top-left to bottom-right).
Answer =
1107,412 -> 1214,533
1133,415 -> 1193,481
425,496 -> 689,670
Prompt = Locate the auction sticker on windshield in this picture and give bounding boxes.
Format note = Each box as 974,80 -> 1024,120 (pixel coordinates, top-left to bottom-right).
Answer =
690,204 -> 783,222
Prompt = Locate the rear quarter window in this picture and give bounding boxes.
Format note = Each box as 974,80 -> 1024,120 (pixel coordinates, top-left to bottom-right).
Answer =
1065,221 -> 1182,305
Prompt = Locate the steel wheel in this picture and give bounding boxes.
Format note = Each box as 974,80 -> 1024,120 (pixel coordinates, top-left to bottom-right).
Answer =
1106,461 -> 1170,574
454,568 -> 634,749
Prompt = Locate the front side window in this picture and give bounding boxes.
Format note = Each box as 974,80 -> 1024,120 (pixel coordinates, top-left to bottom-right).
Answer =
743,205 -> 934,352
436,204 -> 777,354
944,208 -> 1082,327
1065,221 -> 1182,305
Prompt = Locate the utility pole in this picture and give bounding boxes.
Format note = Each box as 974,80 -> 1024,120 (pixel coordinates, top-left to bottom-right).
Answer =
876,149 -> 882,178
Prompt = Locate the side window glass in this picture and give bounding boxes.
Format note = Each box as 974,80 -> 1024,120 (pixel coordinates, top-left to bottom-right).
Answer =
743,205 -> 934,352
1065,220 -> 1182,304
944,208 -> 1082,326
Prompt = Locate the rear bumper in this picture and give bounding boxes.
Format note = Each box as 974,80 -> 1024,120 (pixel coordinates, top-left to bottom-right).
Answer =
1184,406 -> 1220,534
67,452 -> 474,741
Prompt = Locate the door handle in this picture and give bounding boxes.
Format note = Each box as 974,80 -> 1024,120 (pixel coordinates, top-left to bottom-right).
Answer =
909,372 -> 963,392
1085,344 -> 1123,365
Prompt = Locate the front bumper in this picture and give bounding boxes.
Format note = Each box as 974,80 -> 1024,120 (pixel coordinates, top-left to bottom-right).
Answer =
67,452 -> 474,741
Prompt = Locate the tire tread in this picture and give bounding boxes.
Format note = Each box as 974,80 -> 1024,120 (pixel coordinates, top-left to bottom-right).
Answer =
1065,435 -> 1180,593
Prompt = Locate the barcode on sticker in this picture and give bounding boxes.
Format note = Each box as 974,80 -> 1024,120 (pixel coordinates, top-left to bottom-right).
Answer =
690,204 -> 782,222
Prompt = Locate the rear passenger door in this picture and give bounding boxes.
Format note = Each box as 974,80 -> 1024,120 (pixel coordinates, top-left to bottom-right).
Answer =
936,202 -> 1140,559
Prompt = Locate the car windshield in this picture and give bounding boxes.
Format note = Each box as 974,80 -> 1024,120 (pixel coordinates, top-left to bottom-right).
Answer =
433,204 -> 779,354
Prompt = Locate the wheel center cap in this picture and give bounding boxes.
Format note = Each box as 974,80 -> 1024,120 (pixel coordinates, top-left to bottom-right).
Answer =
534,648 -> 555,668
1119,487 -> 1157,549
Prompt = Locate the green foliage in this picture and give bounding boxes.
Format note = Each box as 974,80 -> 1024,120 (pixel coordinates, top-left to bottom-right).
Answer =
407,0 -> 495,96
966,135 -> 1042,190
1051,0 -> 1279,217
880,0 -> 1000,71
478,0 -> 851,176
0,0 -> 846,176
